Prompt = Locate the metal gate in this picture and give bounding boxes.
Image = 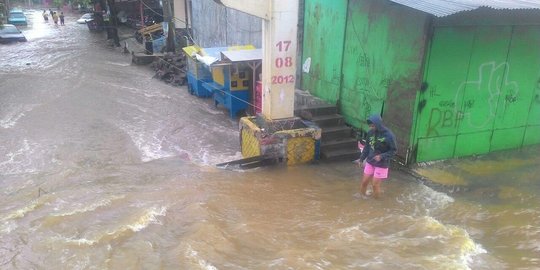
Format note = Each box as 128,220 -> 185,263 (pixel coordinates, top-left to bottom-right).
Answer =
414,25 -> 540,162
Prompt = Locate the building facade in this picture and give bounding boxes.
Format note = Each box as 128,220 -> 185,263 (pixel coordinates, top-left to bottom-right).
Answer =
300,0 -> 540,163
184,0 -> 540,164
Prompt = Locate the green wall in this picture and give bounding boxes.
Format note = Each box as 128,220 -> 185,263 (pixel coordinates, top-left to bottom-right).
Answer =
301,1 -> 540,163
302,0 -> 347,104
302,0 -> 428,160
341,0 -> 427,159
415,25 -> 540,162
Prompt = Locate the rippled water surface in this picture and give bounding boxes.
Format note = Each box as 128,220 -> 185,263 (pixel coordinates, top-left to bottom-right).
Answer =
1,10 -> 539,270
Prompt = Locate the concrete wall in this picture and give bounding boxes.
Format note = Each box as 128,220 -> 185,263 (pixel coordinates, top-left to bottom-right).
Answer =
189,0 -> 262,48
173,0 -> 189,28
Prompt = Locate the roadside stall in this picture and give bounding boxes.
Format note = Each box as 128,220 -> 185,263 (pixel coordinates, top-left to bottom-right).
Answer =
136,23 -> 165,54
199,46 -> 258,118
182,45 -> 223,97
182,45 -> 258,118
219,49 -> 262,115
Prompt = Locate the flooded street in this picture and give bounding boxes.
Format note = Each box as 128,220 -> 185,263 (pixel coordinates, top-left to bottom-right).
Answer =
1,10 -> 539,269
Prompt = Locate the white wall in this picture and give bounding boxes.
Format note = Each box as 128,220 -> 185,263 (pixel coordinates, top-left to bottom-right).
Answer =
189,0 -> 262,47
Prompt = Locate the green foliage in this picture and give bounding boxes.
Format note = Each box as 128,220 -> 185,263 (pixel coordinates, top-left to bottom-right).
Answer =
81,0 -> 92,6
53,0 -> 64,9
71,0 -> 92,9
0,3 -> 4,26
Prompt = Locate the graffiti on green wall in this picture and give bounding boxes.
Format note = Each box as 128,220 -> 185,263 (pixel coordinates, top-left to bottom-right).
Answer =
340,0 -> 426,159
416,25 -> 540,162
535,80 -> 540,103
424,61 -> 519,137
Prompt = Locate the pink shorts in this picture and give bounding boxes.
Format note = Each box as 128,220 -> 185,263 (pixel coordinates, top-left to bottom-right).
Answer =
363,163 -> 389,179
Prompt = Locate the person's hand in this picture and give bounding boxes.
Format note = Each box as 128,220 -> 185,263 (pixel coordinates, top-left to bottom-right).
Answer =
353,159 -> 365,168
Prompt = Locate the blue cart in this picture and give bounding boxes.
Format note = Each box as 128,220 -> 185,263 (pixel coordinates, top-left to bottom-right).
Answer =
201,64 -> 251,118
182,46 -> 214,97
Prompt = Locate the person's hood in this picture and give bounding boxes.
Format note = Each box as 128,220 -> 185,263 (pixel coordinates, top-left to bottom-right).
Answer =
368,114 -> 384,130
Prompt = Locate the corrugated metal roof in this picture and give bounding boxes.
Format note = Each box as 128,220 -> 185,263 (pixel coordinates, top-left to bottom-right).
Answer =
390,0 -> 540,17
221,49 -> 262,62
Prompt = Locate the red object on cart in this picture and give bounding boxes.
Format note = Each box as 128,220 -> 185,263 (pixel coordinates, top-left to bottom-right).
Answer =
255,81 -> 262,114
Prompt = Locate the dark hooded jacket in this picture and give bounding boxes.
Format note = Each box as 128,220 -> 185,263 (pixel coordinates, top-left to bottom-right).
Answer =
359,114 -> 397,168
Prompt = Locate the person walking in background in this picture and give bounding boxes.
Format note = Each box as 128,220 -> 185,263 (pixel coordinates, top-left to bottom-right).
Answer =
357,114 -> 397,199
42,10 -> 49,22
52,12 -> 59,25
59,12 -> 65,25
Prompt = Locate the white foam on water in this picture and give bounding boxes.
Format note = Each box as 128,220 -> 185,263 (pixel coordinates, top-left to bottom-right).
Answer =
268,258 -> 286,267
0,198 -> 46,234
50,195 -> 125,217
119,118 -> 243,166
0,104 -> 32,128
106,82 -> 171,99
117,121 -> 176,163
395,185 -> 487,269
328,213 -> 486,269
105,61 -> 130,67
421,216 -> 487,269
397,183 -> 455,216
139,140 -> 175,162
330,224 -> 370,242
517,225 -> 540,251
425,246 -> 487,270
56,235 -> 98,246
53,205 -> 167,246
193,147 -> 243,167
124,205 -> 167,232
0,220 -> 18,234
0,139 -> 35,175
0,139 -> 56,175
182,244 -> 219,270
115,99 -> 149,113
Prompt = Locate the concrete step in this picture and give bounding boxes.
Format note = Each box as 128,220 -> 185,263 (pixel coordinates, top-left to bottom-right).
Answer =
321,126 -> 354,142
311,114 -> 345,128
321,137 -> 358,152
295,104 -> 338,119
292,90 -> 360,162
321,148 -> 361,162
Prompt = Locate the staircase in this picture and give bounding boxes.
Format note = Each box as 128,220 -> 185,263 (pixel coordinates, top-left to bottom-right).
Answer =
294,90 -> 360,162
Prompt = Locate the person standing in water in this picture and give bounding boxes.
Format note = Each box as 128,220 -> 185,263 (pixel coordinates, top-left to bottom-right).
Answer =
52,12 -> 59,25
357,114 -> 397,199
59,12 -> 65,25
43,10 -> 49,22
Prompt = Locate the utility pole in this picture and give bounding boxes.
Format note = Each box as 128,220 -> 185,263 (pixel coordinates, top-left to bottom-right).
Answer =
107,0 -> 120,47
5,0 -> 10,19
162,0 -> 175,52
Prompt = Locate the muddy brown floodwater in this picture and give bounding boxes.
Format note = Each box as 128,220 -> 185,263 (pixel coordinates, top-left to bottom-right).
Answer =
1,9 -> 539,270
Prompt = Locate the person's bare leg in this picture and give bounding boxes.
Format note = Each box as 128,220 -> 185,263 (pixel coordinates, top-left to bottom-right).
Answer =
360,174 -> 372,196
372,178 -> 383,199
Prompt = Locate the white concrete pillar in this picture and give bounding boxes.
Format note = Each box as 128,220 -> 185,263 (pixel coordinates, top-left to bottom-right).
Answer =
218,0 -> 298,120
261,0 -> 298,120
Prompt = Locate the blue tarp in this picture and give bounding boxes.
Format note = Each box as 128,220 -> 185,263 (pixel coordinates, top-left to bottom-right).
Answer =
152,36 -> 166,53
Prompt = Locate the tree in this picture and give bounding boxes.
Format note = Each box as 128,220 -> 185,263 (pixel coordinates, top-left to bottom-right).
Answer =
52,0 -> 63,9
71,0 -> 91,9
0,2 -> 5,26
